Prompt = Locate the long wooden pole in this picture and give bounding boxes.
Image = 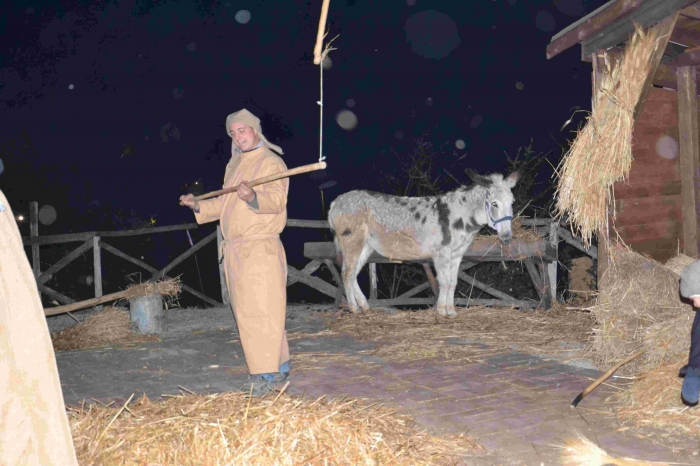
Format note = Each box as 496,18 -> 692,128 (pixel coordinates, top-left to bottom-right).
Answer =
192,161 -> 326,202
570,349 -> 645,408
44,289 -> 131,317
313,0 -> 331,65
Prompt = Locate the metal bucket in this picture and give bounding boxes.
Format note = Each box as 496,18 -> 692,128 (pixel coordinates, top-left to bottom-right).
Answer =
129,293 -> 163,334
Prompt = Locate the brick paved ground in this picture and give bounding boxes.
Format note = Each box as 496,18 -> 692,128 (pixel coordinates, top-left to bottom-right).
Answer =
56,307 -> 700,465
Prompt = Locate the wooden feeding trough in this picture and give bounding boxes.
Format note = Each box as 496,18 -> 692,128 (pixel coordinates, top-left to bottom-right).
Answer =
547,0 -> 700,279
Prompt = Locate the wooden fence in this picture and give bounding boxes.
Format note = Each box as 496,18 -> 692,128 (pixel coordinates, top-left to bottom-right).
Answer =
23,201 -> 596,314
296,218 -> 597,310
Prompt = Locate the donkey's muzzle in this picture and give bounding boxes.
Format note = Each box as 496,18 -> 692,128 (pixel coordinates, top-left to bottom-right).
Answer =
499,233 -> 513,245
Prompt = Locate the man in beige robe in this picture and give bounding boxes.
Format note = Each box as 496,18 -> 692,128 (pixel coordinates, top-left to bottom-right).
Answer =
180,109 -> 290,396
0,170 -> 79,465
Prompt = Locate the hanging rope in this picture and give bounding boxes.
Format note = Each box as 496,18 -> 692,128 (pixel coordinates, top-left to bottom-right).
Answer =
312,0 -> 337,164
318,61 -> 325,163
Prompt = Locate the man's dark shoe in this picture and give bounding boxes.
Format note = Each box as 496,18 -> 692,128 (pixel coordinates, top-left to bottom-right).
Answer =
259,361 -> 291,384
682,366 -> 700,405
241,376 -> 275,397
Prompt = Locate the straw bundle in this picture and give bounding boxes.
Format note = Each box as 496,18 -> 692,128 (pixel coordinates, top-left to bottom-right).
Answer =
122,277 -> 181,300
52,306 -> 160,351
561,433 -> 668,466
554,23 -> 662,247
587,242 -> 691,375
69,392 -> 484,465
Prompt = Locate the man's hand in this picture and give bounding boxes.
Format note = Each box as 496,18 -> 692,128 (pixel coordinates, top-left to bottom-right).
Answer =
693,297 -> 700,308
179,194 -> 200,212
238,181 -> 255,203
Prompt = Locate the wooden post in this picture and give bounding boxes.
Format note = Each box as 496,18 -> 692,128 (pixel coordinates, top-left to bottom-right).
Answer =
93,236 -> 103,311
369,263 -> 378,300
678,65 -> 700,256
323,259 -> 345,306
591,51 -> 610,284
217,226 -> 230,306
421,263 -> 439,298
547,220 -> 558,303
29,201 -> 40,277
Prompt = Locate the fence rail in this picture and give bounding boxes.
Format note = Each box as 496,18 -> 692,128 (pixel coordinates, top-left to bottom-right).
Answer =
22,200 -> 596,316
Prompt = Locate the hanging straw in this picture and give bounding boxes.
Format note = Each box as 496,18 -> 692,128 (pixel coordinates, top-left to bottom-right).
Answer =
554,23 -> 661,248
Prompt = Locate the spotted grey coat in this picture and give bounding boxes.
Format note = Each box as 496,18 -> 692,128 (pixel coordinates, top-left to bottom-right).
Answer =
328,170 -> 519,316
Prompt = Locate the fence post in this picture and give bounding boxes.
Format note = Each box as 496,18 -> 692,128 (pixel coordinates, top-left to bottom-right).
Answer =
30,201 -> 40,277
93,236 -> 103,310
547,220 -> 558,303
217,226 -> 230,306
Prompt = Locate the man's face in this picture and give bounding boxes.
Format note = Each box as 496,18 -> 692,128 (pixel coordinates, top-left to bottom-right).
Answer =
229,123 -> 260,152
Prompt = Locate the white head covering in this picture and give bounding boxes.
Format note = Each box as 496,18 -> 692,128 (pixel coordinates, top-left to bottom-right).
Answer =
225,109 -> 284,156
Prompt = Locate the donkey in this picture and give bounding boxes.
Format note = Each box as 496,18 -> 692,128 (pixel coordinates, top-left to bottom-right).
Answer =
328,170 -> 519,316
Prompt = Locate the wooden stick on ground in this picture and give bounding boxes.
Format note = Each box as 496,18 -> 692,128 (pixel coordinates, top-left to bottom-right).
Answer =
192,161 -> 327,202
570,349 -> 645,408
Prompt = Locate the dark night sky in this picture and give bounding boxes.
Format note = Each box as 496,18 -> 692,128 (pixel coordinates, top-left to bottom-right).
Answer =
0,0 -> 606,301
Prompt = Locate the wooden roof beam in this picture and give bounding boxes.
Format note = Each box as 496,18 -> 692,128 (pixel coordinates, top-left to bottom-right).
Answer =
680,3 -> 700,20
582,0 -> 696,57
546,0 -> 643,60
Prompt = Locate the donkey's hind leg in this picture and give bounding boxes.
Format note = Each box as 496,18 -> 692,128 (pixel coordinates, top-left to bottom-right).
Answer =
351,244 -> 374,311
337,233 -> 369,313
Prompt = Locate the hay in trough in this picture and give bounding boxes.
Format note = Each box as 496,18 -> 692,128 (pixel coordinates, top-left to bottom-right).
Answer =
69,391 -> 484,465
328,304 -> 594,363
587,242 -> 692,376
554,23 -> 662,247
477,217 -> 543,242
52,306 -> 160,352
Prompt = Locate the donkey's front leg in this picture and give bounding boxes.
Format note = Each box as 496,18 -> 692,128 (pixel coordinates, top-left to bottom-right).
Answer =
445,246 -> 469,317
433,251 -> 451,316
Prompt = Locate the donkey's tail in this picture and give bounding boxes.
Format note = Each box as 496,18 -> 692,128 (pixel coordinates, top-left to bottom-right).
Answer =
328,214 -> 343,266
332,233 -> 343,266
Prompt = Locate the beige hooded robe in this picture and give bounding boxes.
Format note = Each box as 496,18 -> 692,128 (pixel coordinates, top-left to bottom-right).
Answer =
194,125 -> 290,374
0,189 -> 78,465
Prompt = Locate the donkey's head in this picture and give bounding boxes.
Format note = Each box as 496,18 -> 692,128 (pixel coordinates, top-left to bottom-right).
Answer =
466,169 -> 520,244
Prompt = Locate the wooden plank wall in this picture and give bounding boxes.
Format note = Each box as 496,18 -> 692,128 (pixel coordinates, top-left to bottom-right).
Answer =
613,87 -> 683,262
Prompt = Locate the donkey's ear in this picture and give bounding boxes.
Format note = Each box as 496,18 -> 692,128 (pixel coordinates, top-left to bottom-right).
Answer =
465,169 -> 493,188
504,171 -> 520,188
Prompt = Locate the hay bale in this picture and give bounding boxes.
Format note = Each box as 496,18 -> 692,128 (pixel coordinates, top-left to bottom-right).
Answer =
663,253 -> 696,278
615,359 -> 700,436
588,242 -> 692,376
51,306 -> 159,351
68,392 -> 485,465
554,23 -> 661,247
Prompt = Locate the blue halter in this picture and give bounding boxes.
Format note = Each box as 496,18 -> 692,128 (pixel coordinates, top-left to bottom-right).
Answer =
485,199 -> 513,226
